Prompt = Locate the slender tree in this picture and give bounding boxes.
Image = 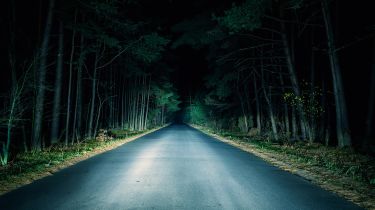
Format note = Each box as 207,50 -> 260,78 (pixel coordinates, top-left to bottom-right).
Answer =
321,0 -> 351,147
32,0 -> 55,150
51,22 -> 64,144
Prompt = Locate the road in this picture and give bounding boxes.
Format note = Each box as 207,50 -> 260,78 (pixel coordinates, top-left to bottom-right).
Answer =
0,124 -> 362,210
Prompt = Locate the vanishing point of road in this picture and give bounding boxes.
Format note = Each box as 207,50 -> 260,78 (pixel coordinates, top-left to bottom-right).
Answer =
0,124 -> 362,210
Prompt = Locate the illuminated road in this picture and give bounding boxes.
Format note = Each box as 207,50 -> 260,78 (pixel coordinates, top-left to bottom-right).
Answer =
0,124 -> 362,210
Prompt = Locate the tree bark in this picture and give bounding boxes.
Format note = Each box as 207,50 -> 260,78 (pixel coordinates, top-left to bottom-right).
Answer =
88,50 -> 99,138
280,20 -> 308,141
144,76 -> 151,129
32,0 -> 55,150
72,32 -> 85,142
279,73 -> 290,137
260,54 -> 278,141
322,0 -> 351,147
51,22 -> 64,144
65,15 -> 77,145
253,74 -> 261,133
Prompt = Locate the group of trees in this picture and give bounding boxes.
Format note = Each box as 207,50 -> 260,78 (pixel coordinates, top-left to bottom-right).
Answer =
0,0 -> 180,165
1,0 -> 374,166
177,0 -> 374,150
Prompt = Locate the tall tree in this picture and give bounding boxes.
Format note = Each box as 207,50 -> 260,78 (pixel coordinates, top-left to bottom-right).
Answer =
32,0 -> 55,150
321,0 -> 351,147
50,22 -> 64,144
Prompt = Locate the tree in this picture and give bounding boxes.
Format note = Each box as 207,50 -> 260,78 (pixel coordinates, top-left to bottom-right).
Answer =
32,0 -> 55,150
50,22 -> 64,144
0,64 -> 32,165
321,0 -> 351,147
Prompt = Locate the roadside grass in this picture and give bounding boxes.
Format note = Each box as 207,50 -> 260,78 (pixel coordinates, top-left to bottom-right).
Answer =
192,125 -> 375,210
0,128 -> 157,195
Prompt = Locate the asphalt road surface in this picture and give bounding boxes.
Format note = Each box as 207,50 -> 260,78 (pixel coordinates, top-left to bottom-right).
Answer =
0,124 -> 363,210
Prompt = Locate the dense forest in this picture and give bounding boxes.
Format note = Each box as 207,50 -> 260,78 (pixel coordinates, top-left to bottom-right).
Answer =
0,0 -> 374,165
177,0 -> 375,150
0,0 -> 181,165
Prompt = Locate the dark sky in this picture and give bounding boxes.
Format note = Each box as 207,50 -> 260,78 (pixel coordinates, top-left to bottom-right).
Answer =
129,0 -> 233,105
169,46 -> 209,104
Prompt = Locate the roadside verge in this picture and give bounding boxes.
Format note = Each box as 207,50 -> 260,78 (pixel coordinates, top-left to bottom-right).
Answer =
0,126 -> 166,195
189,124 -> 375,210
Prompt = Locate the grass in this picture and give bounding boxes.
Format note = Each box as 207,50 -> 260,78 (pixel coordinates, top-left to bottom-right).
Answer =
0,128 -> 157,195
192,124 -> 375,210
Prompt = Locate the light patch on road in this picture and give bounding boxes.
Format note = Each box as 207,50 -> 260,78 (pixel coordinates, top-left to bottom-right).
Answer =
103,139 -> 164,206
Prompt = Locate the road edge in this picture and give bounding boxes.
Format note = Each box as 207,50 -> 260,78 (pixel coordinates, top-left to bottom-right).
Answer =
188,124 -> 373,210
0,125 -> 168,196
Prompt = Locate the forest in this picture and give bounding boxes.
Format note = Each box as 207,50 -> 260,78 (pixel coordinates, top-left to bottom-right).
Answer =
0,0 -> 374,208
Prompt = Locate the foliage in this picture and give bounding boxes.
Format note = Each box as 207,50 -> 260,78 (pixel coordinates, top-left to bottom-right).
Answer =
185,103 -> 208,125
152,82 -> 180,110
283,82 -> 324,118
171,15 -> 226,49
214,0 -> 268,33
132,33 -> 170,64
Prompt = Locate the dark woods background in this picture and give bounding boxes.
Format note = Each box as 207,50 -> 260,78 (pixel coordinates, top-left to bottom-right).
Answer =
0,0 -> 374,165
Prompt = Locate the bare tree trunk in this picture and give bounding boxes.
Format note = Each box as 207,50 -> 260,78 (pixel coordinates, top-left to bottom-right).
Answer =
65,15 -> 77,145
253,74 -> 261,133
139,76 -> 146,130
280,23 -> 308,141
88,51 -> 99,138
279,73 -> 290,137
121,78 -> 125,129
236,71 -> 248,133
292,107 -> 298,140
144,76 -> 151,129
2,92 -> 17,165
51,22 -> 64,144
32,0 -> 55,150
260,54 -> 278,141
72,33 -> 85,142
135,77 -> 141,130
279,9 -> 308,141
2,64 -> 30,165
322,0 -> 351,147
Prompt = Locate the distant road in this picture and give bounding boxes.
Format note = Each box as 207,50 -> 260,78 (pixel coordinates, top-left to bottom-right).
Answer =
0,124 -> 362,210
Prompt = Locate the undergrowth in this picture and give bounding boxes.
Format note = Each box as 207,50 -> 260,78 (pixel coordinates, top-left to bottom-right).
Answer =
198,125 -> 375,187
0,129 -> 145,183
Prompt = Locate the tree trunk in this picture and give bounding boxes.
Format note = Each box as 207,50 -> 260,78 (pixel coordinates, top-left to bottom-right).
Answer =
260,54 -> 278,141
279,9 -> 308,141
72,32 -> 85,142
144,76 -> 151,129
279,73 -> 290,137
88,51 -> 99,138
292,107 -> 298,140
51,22 -> 64,144
32,0 -> 55,150
65,16 -> 76,145
322,0 -> 351,147
253,74 -> 261,133
236,71 -> 248,133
